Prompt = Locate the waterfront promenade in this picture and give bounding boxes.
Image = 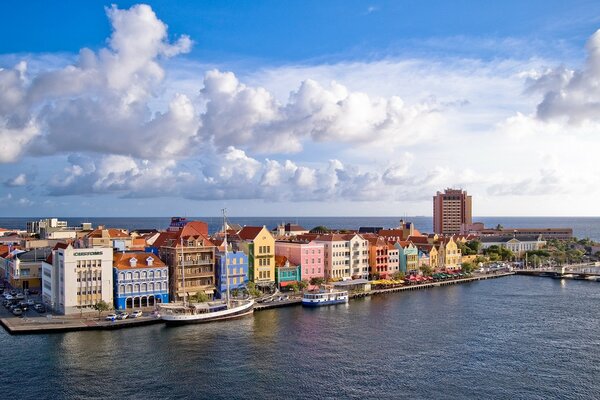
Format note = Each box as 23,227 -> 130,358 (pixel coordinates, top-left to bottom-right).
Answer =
0,272 -> 514,334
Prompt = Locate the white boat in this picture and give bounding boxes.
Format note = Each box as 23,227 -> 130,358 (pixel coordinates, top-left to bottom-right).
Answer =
160,209 -> 254,326
159,298 -> 254,325
302,289 -> 348,307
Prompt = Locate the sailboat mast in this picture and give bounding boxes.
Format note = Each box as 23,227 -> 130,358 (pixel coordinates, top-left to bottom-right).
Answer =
181,236 -> 186,306
223,208 -> 231,306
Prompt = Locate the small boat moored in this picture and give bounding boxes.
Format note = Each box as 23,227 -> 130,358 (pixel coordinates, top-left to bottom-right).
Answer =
302,289 -> 348,307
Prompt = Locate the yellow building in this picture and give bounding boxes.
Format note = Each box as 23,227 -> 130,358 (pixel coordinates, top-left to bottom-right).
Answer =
237,226 -> 275,289
428,246 -> 439,269
440,237 -> 462,270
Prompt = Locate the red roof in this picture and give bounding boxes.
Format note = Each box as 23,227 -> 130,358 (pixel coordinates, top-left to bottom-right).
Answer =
237,226 -> 265,240
113,252 -> 166,270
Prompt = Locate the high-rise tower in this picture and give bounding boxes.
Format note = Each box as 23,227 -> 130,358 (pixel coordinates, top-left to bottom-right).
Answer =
433,188 -> 472,235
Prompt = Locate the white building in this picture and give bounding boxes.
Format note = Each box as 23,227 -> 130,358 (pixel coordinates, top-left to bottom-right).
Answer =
42,244 -> 113,315
313,233 -> 369,280
479,235 -> 546,257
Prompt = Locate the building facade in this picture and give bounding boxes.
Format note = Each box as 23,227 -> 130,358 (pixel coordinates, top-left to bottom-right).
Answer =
42,244 -> 113,315
215,249 -> 249,298
275,240 -> 325,283
433,188 -> 473,235
113,252 -> 169,310
480,235 -> 546,256
274,256 -> 302,289
397,242 -> 419,274
6,248 -> 51,291
234,226 -> 276,288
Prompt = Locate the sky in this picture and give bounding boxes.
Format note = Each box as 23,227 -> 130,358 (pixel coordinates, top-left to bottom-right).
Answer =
1,0 -> 600,217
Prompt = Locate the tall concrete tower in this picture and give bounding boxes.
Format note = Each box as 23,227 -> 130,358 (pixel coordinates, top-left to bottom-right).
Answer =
433,188 -> 472,235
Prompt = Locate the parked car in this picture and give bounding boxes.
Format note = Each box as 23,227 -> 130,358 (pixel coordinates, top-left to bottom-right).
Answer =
28,289 -> 38,295
4,294 -> 13,301
117,312 -> 129,320
130,310 -> 143,318
15,294 -> 25,300
12,308 -> 23,316
34,304 -> 46,313
25,299 -> 35,306
105,313 -> 117,321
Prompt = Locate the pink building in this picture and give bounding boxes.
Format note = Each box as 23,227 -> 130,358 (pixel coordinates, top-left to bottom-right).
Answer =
275,240 -> 325,283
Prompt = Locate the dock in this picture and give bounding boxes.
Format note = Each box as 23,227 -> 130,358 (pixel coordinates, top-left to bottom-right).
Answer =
0,314 -> 163,335
254,272 -> 515,311
1,272 -> 514,334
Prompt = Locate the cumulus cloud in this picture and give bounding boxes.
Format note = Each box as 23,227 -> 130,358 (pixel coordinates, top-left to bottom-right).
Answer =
529,29 -> 600,123
199,70 -> 441,154
3,173 -> 27,187
1,4 -> 196,162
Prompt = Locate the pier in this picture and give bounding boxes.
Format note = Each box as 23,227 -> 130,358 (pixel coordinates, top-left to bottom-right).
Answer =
255,272 -> 515,310
516,262 -> 600,279
1,272 -> 514,334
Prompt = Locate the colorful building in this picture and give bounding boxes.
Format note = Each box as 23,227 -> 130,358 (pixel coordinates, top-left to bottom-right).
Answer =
387,244 -> 400,276
215,249 -> 249,298
396,241 -> 419,274
275,256 -> 301,290
113,252 -> 169,310
275,239 -> 325,283
234,226 -> 275,289
312,233 -> 369,281
438,237 -> 462,270
366,235 -> 390,279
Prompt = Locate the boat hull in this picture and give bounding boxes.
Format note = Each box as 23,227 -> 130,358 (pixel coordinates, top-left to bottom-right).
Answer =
302,299 -> 348,307
161,300 -> 254,326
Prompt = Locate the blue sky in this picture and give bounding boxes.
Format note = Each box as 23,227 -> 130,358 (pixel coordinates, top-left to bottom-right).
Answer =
1,1 -> 600,217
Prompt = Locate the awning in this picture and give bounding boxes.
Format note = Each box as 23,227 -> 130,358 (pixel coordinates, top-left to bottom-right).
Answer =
279,281 -> 298,287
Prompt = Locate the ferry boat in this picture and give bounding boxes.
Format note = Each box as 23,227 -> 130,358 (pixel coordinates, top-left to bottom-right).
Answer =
302,289 -> 348,307
159,209 -> 254,326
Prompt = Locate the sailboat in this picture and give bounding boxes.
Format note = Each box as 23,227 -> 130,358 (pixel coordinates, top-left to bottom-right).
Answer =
159,209 -> 254,326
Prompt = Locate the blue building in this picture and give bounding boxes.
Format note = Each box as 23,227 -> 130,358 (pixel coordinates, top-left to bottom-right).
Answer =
215,249 -> 249,299
113,252 -> 169,310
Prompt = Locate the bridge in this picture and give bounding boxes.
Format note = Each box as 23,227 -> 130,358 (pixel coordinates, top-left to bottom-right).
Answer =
516,262 -> 600,279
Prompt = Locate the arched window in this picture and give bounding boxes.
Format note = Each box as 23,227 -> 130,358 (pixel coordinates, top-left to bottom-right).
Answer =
126,284 -> 132,294
149,282 -> 154,292
126,272 -> 132,281
119,285 -> 124,294
134,284 -> 140,293
157,282 -> 162,291
142,271 -> 147,280
119,272 -> 125,281
141,283 -> 147,293
134,271 -> 140,280
149,270 -> 154,279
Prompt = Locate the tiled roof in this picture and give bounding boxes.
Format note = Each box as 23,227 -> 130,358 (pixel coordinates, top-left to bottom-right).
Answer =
114,252 -> 166,270
237,226 -> 265,240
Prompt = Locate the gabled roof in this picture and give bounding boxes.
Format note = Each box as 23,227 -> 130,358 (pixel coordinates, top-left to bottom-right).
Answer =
238,226 -> 266,241
114,252 -> 166,270
407,235 -> 429,244
180,221 -> 209,237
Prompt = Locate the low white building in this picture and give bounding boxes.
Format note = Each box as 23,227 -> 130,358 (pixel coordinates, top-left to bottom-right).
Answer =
42,244 -> 113,315
480,235 -> 546,256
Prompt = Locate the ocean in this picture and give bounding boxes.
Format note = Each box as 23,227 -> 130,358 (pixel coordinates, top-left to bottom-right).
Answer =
1,276 -> 599,399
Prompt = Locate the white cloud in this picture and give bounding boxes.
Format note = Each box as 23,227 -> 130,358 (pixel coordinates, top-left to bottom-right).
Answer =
4,173 -> 27,187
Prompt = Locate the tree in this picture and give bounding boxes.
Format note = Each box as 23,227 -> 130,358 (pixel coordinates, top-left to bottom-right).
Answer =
298,280 -> 309,291
461,262 -> 475,273
371,272 -> 381,281
465,240 -> 482,254
288,282 -> 299,293
247,282 -> 262,297
419,265 -> 433,276
193,291 -> 209,303
310,277 -> 325,286
392,271 -> 405,281
310,226 -> 330,234
93,300 -> 110,317
231,289 -> 239,298
496,224 -> 504,230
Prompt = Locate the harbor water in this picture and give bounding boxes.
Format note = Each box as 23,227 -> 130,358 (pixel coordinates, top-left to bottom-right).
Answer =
2,275 -> 600,399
